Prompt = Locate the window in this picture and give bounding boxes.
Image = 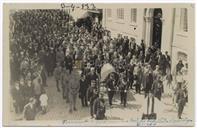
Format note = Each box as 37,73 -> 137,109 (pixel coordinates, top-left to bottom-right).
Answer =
180,8 -> 188,32
117,8 -> 124,19
131,8 -> 137,23
107,9 -> 112,18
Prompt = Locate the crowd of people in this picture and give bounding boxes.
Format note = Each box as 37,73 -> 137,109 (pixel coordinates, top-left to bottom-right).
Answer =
10,10 -> 189,120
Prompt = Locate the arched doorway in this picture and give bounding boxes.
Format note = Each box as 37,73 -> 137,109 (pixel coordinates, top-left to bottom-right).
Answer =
152,8 -> 162,49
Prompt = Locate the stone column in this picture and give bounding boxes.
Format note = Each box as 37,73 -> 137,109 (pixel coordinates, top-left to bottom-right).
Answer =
144,16 -> 153,48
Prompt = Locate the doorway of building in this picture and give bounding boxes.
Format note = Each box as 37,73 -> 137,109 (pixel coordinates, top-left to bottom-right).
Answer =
152,8 -> 162,49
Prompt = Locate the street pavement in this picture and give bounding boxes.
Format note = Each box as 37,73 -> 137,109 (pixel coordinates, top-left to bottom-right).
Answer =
11,69 -> 191,121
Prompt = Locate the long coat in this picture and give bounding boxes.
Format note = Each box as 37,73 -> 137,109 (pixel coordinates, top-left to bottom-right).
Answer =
143,72 -> 153,94
152,80 -> 163,100
79,78 -> 88,98
176,88 -> 186,106
93,98 -> 106,119
65,55 -> 73,70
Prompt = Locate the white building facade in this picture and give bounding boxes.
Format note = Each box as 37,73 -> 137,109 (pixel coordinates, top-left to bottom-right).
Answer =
102,5 -> 195,73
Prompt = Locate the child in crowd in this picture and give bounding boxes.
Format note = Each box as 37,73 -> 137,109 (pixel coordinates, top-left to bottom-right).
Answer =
39,89 -> 48,114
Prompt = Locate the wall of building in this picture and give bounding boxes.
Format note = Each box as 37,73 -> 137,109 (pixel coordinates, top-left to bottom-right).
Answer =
102,7 -> 194,71
103,8 -> 144,44
102,8 -> 175,51
171,7 -> 194,70
171,6 -> 195,118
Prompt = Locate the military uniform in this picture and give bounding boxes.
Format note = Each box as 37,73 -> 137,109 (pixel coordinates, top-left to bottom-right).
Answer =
120,78 -> 129,107
87,84 -> 98,117
106,77 -> 116,106
68,79 -> 80,113
79,76 -> 88,107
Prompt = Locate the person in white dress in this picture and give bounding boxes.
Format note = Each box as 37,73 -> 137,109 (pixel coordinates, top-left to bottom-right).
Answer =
39,89 -> 48,114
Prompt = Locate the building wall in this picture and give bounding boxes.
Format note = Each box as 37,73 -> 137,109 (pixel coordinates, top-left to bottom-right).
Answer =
103,8 -> 144,44
171,7 -> 194,71
102,8 -> 174,51
172,6 -> 195,118
102,7 -> 194,71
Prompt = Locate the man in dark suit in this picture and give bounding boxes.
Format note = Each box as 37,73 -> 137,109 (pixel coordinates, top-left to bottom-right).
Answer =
40,65 -> 47,87
87,81 -> 98,118
127,62 -> 135,89
65,54 -> 73,74
119,73 -> 129,107
176,84 -> 187,119
86,67 -> 99,88
79,74 -> 88,107
176,60 -> 184,74
106,74 -> 116,106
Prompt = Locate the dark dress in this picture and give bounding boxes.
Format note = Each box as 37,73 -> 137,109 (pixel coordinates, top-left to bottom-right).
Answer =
93,98 -> 106,120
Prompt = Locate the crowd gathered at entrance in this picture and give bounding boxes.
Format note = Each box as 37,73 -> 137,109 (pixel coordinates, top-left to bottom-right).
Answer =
10,10 -> 189,120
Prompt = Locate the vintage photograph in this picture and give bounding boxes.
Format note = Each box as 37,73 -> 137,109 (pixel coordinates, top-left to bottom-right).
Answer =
3,3 -> 195,126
